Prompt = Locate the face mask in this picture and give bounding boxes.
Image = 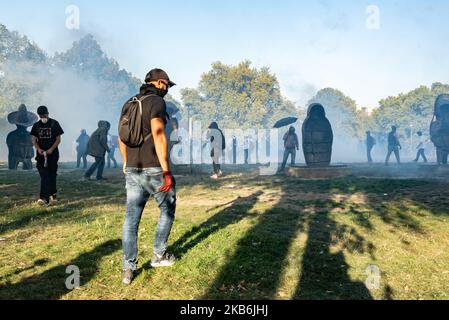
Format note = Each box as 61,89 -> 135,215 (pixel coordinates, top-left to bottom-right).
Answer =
41,118 -> 48,124
156,88 -> 168,98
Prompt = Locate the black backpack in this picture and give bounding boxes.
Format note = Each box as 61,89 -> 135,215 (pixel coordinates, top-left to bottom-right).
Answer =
118,95 -> 154,147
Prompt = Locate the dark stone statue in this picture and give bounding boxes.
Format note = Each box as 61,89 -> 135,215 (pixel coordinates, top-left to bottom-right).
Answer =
302,103 -> 334,167
430,94 -> 449,165
6,104 -> 38,170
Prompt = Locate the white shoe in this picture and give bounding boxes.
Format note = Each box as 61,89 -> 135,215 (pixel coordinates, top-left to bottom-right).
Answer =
49,195 -> 58,206
37,199 -> 48,206
210,174 -> 219,180
150,253 -> 176,268
218,170 -> 223,177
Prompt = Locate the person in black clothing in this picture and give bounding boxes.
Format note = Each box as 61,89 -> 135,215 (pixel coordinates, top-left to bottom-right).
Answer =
385,126 -> 402,165
30,106 -> 64,206
118,68 -> 177,285
366,131 -> 376,163
76,129 -> 89,169
6,104 -> 37,170
107,134 -> 119,169
280,126 -> 300,171
205,122 -> 226,179
85,121 -> 110,180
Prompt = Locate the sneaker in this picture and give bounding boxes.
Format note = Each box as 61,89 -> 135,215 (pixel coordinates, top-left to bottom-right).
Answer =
122,269 -> 134,285
218,170 -> 223,177
49,195 -> 58,205
150,253 -> 176,268
37,199 -> 48,206
210,174 -> 219,180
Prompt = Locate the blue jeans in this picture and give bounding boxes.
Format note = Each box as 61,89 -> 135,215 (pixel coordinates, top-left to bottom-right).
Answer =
122,167 -> 176,270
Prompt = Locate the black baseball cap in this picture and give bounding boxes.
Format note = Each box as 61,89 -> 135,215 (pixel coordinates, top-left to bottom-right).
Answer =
145,68 -> 176,87
37,106 -> 49,116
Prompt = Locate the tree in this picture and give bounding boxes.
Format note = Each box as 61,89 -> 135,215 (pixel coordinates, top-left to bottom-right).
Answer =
308,88 -> 363,139
370,83 -> 449,140
180,61 -> 298,129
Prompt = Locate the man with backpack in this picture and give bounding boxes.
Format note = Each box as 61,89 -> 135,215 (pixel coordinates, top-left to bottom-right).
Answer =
84,121 -> 110,180
280,126 -> 299,171
118,68 -> 177,285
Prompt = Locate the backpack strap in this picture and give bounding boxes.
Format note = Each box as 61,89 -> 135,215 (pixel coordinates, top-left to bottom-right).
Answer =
130,94 -> 157,143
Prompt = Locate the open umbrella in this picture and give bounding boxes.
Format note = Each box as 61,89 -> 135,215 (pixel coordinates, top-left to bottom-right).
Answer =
273,117 -> 298,129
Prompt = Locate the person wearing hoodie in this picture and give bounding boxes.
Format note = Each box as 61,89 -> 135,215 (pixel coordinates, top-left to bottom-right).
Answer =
76,129 -> 90,169
205,122 -> 226,179
84,121 -> 110,180
280,126 -> 299,171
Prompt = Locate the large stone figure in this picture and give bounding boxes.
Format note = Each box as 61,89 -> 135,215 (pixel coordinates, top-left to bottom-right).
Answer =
6,104 -> 38,170
430,94 -> 449,165
302,103 -> 334,167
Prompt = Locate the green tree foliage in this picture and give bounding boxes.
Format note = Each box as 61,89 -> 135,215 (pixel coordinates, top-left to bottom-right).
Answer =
370,83 -> 449,139
180,61 -> 298,129
0,24 -> 49,118
308,88 -> 363,138
0,24 -> 47,63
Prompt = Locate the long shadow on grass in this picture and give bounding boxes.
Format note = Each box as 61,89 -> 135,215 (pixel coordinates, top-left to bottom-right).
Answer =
202,176 -> 376,300
0,195 -> 125,237
293,210 -> 373,299
139,191 -> 263,272
0,239 -> 121,300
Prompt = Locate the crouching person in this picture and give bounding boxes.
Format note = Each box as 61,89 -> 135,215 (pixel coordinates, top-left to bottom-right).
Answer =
119,69 -> 177,285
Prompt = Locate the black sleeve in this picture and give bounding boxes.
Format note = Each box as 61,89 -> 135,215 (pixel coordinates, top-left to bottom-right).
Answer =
53,121 -> 64,136
149,98 -> 168,124
30,124 -> 38,137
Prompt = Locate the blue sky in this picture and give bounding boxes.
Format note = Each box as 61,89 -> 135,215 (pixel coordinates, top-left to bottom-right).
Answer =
1,0 -> 449,109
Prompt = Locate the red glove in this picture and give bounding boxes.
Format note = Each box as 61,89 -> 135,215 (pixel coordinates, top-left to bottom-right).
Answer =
159,171 -> 175,193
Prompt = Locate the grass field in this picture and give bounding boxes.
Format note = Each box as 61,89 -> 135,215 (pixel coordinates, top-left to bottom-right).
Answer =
1,163 -> 449,300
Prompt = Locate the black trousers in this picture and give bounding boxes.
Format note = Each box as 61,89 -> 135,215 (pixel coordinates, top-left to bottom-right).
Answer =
385,146 -> 400,164
77,151 -> 87,168
437,148 -> 448,165
414,148 -> 428,163
36,151 -> 59,202
85,156 -> 105,179
367,146 -> 374,163
244,149 -> 249,164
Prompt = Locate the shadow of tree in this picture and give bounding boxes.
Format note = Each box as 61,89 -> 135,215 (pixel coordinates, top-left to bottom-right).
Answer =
0,239 -> 121,300
294,210 -> 373,300
139,191 -> 263,272
0,195 -> 125,237
200,175 -> 447,300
